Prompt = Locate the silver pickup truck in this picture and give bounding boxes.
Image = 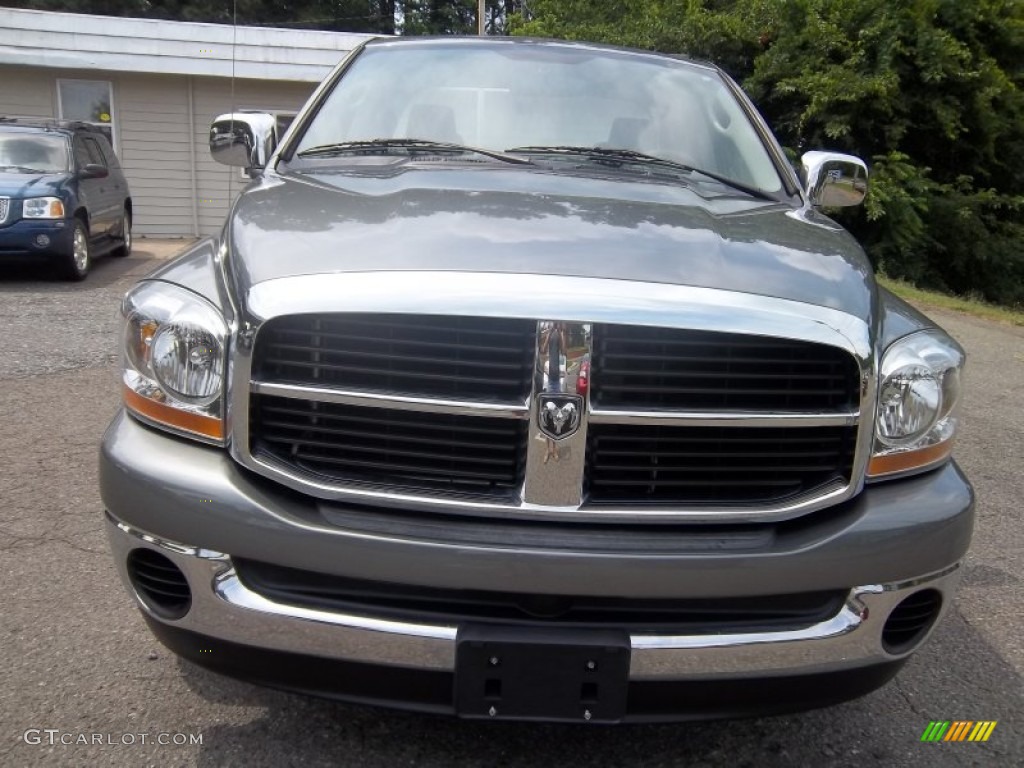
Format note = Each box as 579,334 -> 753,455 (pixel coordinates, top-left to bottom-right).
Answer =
99,37 -> 973,723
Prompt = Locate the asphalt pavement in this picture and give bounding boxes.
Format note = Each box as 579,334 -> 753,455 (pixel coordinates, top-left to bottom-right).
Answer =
0,245 -> 1021,767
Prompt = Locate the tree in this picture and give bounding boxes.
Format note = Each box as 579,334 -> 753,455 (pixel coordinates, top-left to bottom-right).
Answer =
399,0 -> 476,35
515,0 -> 1024,306
742,0 -> 1024,304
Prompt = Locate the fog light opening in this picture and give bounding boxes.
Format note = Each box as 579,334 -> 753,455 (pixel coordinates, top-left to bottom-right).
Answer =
126,548 -> 192,620
34,234 -> 51,248
882,589 -> 942,655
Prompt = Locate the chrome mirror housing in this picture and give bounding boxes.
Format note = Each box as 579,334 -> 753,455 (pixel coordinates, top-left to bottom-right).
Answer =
802,151 -> 869,208
210,112 -> 278,171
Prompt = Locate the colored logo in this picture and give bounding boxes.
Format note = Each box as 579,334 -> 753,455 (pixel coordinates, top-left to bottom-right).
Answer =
920,721 -> 997,742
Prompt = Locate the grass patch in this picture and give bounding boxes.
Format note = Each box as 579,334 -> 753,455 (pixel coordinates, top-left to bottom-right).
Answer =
878,276 -> 1024,327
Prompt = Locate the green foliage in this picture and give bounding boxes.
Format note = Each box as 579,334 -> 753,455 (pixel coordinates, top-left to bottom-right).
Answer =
514,1 -> 763,73
401,1 -> 524,35
400,0 -> 477,35
516,0 -> 1024,307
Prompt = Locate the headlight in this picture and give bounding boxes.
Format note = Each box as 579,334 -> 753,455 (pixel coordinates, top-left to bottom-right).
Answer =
868,330 -> 964,478
121,281 -> 228,443
22,197 -> 65,219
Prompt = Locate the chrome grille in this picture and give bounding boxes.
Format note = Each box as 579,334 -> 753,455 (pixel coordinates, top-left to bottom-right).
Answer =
253,314 -> 535,403
592,325 -> 860,411
0,197 -> 9,223
238,276 -> 870,523
585,423 -> 857,505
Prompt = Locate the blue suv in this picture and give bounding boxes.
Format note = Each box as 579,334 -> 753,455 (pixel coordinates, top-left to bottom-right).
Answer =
0,119 -> 133,280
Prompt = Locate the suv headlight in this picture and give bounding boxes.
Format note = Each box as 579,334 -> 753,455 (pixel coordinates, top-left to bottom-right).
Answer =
23,197 -> 66,219
868,329 -> 964,478
121,281 -> 228,443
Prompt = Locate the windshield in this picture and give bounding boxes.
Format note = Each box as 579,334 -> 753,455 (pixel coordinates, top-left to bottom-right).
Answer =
0,133 -> 69,173
294,41 -> 784,194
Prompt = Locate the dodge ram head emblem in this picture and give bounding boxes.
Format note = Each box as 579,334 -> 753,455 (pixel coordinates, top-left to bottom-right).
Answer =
538,394 -> 583,440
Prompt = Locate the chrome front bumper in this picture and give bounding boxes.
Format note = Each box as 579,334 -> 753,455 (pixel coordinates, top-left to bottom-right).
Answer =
106,513 -> 961,681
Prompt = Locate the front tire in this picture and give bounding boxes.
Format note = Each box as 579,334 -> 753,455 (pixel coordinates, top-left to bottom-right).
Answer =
112,210 -> 132,257
62,219 -> 91,281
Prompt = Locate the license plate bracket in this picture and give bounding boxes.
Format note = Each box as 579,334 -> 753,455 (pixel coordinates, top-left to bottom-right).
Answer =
455,625 -> 630,722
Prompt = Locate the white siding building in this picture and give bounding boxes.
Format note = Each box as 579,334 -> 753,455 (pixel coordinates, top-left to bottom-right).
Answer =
0,8 -> 374,236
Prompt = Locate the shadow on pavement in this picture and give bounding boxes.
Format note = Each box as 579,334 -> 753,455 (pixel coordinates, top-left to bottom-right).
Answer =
0,252 -> 159,292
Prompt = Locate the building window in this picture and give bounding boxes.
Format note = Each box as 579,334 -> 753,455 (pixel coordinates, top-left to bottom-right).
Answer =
238,108 -> 298,141
58,79 -> 115,145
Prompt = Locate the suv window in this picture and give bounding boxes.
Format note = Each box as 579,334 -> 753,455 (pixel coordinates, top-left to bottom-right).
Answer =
83,136 -> 109,168
73,135 -> 99,169
90,134 -> 121,169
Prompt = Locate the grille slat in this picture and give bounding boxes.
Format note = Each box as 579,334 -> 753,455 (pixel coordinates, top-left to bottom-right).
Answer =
593,434 -> 843,445
260,404 -> 515,436
590,466 -> 843,475
600,352 -> 846,366
262,342 -> 528,371
259,358 -> 525,388
598,367 -> 850,381
598,384 -> 850,397
593,325 -> 860,411
262,436 -> 518,467
269,330 -> 527,354
283,452 -> 520,483
254,313 -> 536,403
597,450 -> 834,459
260,419 -> 515,450
252,395 -> 527,495
292,316 -> 531,338
589,479 -> 805,488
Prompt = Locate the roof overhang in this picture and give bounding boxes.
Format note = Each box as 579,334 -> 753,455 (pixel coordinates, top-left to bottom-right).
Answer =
0,8 -> 378,82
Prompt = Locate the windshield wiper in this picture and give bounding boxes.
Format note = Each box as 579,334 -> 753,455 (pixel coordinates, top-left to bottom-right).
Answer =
505,145 -> 777,201
296,139 -> 533,165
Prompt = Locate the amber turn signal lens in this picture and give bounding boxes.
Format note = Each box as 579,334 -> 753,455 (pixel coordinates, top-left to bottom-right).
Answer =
123,385 -> 224,441
867,440 -> 953,478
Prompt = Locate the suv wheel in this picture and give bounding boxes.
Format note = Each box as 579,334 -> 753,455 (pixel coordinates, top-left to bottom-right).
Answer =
62,219 -> 91,281
112,210 -> 132,257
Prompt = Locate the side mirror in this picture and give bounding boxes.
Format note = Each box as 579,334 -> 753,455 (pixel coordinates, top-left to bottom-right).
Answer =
210,112 -> 277,172
78,163 -> 108,180
801,151 -> 868,208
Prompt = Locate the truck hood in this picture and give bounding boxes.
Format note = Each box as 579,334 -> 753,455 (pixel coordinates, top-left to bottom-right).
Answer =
228,165 -> 876,319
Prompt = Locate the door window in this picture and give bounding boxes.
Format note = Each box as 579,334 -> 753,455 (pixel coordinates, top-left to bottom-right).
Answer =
91,135 -> 121,168
72,136 -> 99,170
83,137 -> 109,169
